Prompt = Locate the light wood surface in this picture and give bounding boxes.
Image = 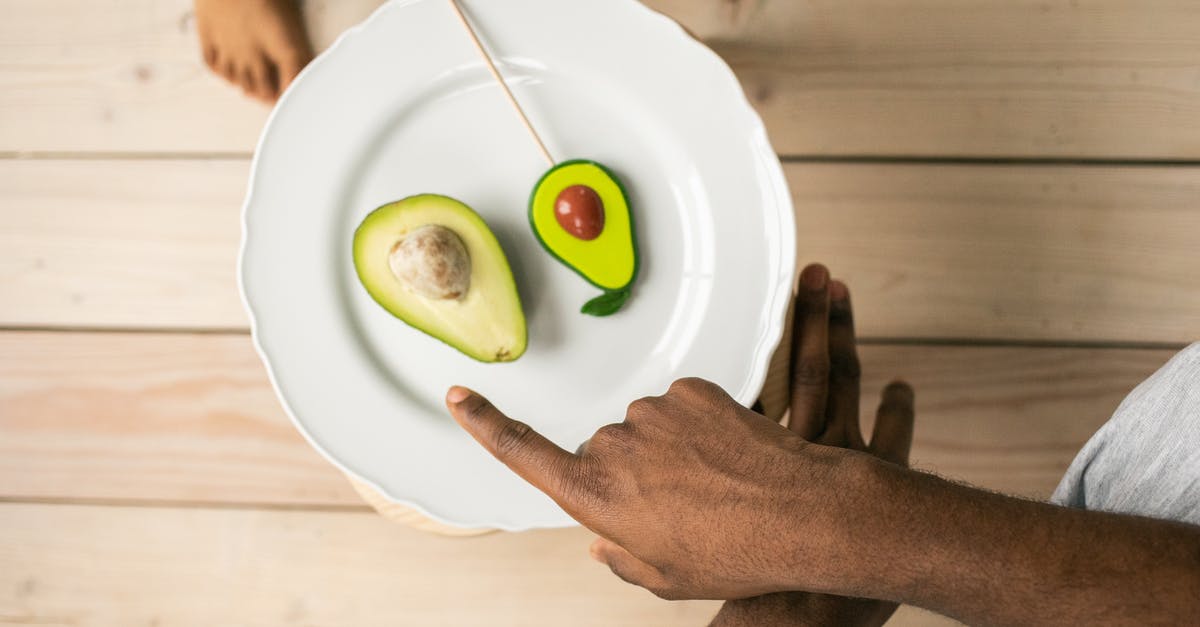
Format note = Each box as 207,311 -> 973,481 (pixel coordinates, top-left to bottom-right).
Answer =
3,0 -> 1199,625
4,160 -> 1199,341
0,500 -> 968,626
4,0 -> 1200,158
0,331 -> 1170,506
0,503 -> 721,627
0,159 -> 249,330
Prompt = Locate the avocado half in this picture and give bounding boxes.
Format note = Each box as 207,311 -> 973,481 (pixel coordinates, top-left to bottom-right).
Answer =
529,160 -> 639,316
353,194 -> 527,363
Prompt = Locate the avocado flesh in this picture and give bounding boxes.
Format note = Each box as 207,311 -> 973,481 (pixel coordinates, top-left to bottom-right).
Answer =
353,194 -> 527,363
529,160 -> 639,314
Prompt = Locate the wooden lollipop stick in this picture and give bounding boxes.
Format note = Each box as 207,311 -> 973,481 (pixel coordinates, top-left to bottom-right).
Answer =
447,0 -> 556,167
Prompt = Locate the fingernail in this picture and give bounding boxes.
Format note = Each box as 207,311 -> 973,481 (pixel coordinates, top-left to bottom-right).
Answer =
446,386 -> 472,405
829,280 -> 849,302
801,264 -> 829,291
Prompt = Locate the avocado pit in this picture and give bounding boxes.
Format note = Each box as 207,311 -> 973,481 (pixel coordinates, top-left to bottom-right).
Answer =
554,185 -> 605,241
388,224 -> 471,301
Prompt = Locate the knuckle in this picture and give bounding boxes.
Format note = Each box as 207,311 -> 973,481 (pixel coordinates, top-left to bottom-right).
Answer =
673,377 -> 702,392
625,396 -> 660,422
792,358 -> 830,388
802,290 -> 830,314
590,424 -> 628,448
462,397 -> 491,421
492,419 -> 535,458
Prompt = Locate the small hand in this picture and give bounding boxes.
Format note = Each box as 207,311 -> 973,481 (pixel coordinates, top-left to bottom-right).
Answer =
711,264 -> 915,627
195,0 -> 314,102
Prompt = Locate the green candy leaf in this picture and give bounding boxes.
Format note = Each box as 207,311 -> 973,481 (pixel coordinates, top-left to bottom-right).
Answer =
581,289 -> 631,317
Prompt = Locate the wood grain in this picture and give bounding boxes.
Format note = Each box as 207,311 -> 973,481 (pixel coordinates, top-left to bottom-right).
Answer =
0,331 -> 1172,506
4,159 -> 1199,343
0,331 -> 360,507
2,1 -> 1196,624
674,0 -> 1200,159
0,501 -> 965,626
0,159 -> 250,330
0,502 -> 723,627
4,0 -> 1200,158
792,163 -> 1200,343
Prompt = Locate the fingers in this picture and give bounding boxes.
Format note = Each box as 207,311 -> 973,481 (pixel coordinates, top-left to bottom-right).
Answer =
788,264 -> 831,439
821,280 -> 865,449
869,382 -> 916,466
261,9 -> 314,96
276,50 -> 311,95
446,386 -> 582,501
203,45 -> 219,72
575,423 -> 629,456
262,61 -> 281,102
220,59 -> 237,84
589,537 -> 668,593
246,52 -> 277,102
239,65 -> 259,100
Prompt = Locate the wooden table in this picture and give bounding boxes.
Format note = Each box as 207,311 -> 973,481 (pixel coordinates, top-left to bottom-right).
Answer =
2,1 -> 1198,624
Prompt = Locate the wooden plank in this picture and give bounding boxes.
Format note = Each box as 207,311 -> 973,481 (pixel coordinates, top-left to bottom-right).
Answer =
0,503 -> 723,627
0,331 -> 360,507
859,344 -> 1171,500
0,0 -> 269,155
0,501 -> 963,626
0,159 -> 250,329
3,0 -> 1200,158
0,331 -> 1173,505
0,502 -> 962,627
677,0 -> 1200,159
792,163 -> 1200,343
4,159 -> 1199,342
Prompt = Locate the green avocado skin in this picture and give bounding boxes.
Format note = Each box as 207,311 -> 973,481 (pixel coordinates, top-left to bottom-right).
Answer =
528,160 -> 640,316
353,194 -> 527,363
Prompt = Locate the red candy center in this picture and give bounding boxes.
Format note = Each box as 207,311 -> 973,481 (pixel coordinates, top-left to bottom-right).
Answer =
554,185 -> 605,241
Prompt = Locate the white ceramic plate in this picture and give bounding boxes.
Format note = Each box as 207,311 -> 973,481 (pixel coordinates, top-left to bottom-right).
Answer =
240,0 -> 795,530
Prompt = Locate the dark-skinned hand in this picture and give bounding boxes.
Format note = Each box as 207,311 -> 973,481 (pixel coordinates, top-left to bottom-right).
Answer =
709,263 -> 915,627
444,265 -> 910,601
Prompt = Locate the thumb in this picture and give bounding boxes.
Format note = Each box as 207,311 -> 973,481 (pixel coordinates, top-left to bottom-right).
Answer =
590,537 -> 670,594
446,386 -> 582,503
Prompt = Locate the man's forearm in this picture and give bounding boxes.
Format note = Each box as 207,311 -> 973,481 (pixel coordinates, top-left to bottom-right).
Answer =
822,457 -> 1200,625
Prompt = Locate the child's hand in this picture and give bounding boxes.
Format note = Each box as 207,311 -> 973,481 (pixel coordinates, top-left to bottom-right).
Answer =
195,0 -> 314,103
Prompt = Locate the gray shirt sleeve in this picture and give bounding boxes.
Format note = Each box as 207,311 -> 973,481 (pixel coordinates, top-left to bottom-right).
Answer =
1051,343 -> 1200,525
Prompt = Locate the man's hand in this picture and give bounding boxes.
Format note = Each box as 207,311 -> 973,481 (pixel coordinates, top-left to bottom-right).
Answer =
445,376 -> 861,599
712,264 -> 913,627
446,265 -> 1200,624
444,265 -> 904,601
456,293 -> 928,605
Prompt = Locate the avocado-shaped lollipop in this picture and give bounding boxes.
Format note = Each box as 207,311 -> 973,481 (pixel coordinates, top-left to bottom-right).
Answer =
529,160 -> 638,316
448,0 -> 639,315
